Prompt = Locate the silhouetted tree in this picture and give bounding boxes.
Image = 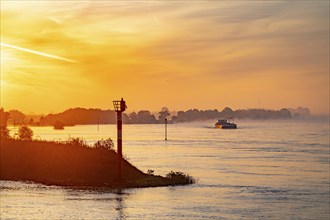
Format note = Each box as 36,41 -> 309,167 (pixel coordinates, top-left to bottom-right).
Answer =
289,107 -> 311,118
39,108 -> 116,126
0,108 -> 9,127
122,113 -> 130,123
0,126 -> 10,138
18,125 -> 33,141
158,107 -> 170,122
221,107 -> 234,118
1,108 -> 10,138
137,110 -> 157,124
279,108 -> 292,119
8,110 -> 25,125
53,120 -> 64,130
128,112 -> 139,124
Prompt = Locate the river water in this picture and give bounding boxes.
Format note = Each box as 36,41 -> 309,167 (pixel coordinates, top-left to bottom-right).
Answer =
1,120 -> 329,219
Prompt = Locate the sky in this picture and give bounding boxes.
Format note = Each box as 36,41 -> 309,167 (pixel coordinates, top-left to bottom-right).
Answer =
0,0 -> 329,115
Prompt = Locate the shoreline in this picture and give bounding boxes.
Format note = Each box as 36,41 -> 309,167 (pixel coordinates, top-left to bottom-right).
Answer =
0,138 -> 195,189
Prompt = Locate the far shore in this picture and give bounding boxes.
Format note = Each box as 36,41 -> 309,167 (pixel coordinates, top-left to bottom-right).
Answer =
0,138 -> 195,188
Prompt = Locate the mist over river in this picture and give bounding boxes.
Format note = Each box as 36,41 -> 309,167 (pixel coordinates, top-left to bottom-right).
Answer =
1,120 -> 329,219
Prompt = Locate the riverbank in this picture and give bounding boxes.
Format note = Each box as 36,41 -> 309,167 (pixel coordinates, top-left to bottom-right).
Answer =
0,138 -> 194,188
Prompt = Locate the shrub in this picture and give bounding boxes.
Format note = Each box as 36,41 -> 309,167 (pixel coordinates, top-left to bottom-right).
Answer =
65,137 -> 88,147
147,169 -> 154,175
0,126 -> 10,138
18,125 -> 33,141
166,171 -> 195,184
94,138 -> 114,151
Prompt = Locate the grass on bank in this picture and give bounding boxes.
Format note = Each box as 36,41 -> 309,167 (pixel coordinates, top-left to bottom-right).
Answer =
0,135 -> 195,188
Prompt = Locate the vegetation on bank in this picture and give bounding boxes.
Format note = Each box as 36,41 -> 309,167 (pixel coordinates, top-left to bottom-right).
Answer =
0,128 -> 195,188
1,106 -> 311,127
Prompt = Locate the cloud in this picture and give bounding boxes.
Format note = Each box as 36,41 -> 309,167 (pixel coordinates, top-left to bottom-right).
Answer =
1,0 -> 329,113
0,42 -> 78,63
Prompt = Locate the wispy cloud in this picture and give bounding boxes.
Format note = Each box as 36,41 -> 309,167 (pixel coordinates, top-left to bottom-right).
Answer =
1,42 -> 78,63
0,0 -> 329,113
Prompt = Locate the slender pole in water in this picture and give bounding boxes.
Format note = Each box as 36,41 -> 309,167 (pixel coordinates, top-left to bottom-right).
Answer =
165,118 -> 168,141
97,118 -> 99,131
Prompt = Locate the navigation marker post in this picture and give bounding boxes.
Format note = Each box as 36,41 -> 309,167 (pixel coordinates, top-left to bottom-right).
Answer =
113,98 -> 127,183
165,118 -> 168,141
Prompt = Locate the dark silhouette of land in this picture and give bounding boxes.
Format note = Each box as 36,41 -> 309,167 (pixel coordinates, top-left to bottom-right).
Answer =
0,138 -> 194,188
2,106 -> 312,127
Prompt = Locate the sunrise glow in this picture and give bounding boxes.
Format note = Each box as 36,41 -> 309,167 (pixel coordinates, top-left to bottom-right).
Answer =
0,1 -> 329,114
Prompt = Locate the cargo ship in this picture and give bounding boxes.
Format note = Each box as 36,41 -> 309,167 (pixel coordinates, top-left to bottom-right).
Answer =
215,119 -> 237,129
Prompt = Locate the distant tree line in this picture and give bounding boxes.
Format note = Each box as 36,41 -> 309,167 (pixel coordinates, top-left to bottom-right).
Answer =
0,106 -> 312,127
171,107 -> 297,122
39,108 -> 117,126
0,108 -> 10,138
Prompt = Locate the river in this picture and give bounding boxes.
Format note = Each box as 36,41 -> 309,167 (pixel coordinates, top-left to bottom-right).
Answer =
1,120 -> 329,219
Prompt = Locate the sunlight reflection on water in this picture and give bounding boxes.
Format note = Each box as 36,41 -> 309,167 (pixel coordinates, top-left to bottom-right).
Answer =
2,120 -> 329,219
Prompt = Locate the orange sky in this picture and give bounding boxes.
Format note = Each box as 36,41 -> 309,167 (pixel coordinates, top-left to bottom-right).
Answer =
0,1 -> 329,114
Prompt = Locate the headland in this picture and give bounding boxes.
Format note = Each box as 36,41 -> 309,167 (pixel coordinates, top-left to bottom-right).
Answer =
0,138 -> 194,188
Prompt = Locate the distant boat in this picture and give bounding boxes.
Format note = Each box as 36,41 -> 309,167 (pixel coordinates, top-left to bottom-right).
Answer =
53,121 -> 64,130
215,119 -> 237,129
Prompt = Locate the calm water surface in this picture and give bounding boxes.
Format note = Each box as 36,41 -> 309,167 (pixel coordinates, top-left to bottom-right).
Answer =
1,120 -> 329,219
